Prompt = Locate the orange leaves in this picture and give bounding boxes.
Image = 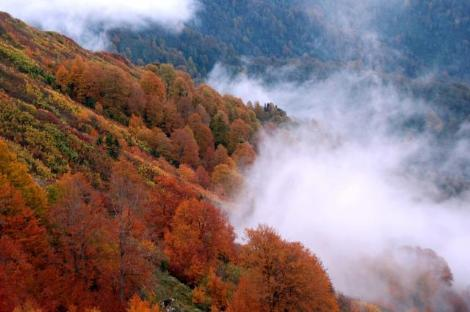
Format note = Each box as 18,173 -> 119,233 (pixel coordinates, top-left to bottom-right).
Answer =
164,199 -> 235,284
171,126 -> 200,168
227,276 -> 262,312
206,269 -> 230,311
52,51 -> 261,184
147,175 -> 196,241
48,173 -> 116,309
109,161 -> 156,303
127,295 -> 160,312
55,63 -> 69,93
229,225 -> 339,312
188,113 -> 215,163
211,164 -> 242,198
232,142 -> 256,169
0,143 -> 60,310
0,176 -> 59,311
139,70 -> 166,101
228,118 -> 251,153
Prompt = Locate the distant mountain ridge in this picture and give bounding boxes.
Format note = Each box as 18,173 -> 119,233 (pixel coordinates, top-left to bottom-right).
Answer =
108,0 -> 470,82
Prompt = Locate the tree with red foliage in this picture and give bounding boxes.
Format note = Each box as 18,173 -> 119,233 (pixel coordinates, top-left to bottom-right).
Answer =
0,175 -> 60,311
49,173 -> 117,310
159,102 -> 184,135
140,70 -> 166,128
171,126 -> 200,168
137,127 -> 175,161
109,161 -> 156,304
196,166 -> 210,188
188,113 -> 215,165
229,225 -> 339,312
164,199 -> 235,284
146,175 -> 197,242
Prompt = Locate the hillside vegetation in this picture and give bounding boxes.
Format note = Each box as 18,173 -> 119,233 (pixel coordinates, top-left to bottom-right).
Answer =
0,12 -> 344,312
0,10 -> 466,312
109,0 -> 470,81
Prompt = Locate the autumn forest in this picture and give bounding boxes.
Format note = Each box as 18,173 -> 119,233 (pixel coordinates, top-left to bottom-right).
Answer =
1,1 -> 470,311
0,11 -> 344,312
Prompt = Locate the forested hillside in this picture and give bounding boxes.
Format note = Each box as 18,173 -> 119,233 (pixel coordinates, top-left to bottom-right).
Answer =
0,12 -> 350,312
109,0 -> 470,82
108,0 -> 336,80
377,0 -> 470,79
2,5 -> 470,312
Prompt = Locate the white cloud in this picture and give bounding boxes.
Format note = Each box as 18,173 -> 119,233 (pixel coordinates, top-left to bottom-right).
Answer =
0,0 -> 199,49
209,66 -> 470,306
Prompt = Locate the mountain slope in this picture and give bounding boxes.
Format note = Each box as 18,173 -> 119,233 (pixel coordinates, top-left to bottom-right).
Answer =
0,12 -> 342,312
108,0 -> 470,82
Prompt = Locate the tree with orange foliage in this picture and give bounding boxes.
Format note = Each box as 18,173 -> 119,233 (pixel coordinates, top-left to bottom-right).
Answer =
212,144 -> 235,168
229,225 -> 339,312
0,175 -> 60,311
12,301 -> 44,312
137,127 -> 175,161
67,56 -> 86,98
76,61 -> 102,108
98,64 -> 134,122
188,113 -> 215,164
169,72 -> 193,99
191,268 -> 231,311
55,63 -> 70,93
171,126 -> 200,167
140,70 -> 166,101
146,175 -> 197,241
206,269 -> 230,311
109,161 -> 156,304
228,276 -> 261,312
232,142 -> 256,169
176,97 -> 195,121
195,104 -> 211,125
48,173 -> 117,310
211,164 -> 242,198
127,80 -> 146,116
177,164 -> 197,183
196,166 -> 210,188
143,96 -> 166,129
127,295 -> 160,312
140,70 -> 166,128
155,102 -> 184,135
228,118 -> 251,153
129,114 -> 145,133
164,199 -> 235,284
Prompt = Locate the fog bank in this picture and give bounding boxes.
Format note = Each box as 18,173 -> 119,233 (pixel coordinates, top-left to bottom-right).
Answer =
0,0 -> 198,49
209,66 -> 470,306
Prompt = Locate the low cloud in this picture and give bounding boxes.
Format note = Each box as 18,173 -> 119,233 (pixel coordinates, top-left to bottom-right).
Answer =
209,66 -> 470,307
0,0 -> 199,49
